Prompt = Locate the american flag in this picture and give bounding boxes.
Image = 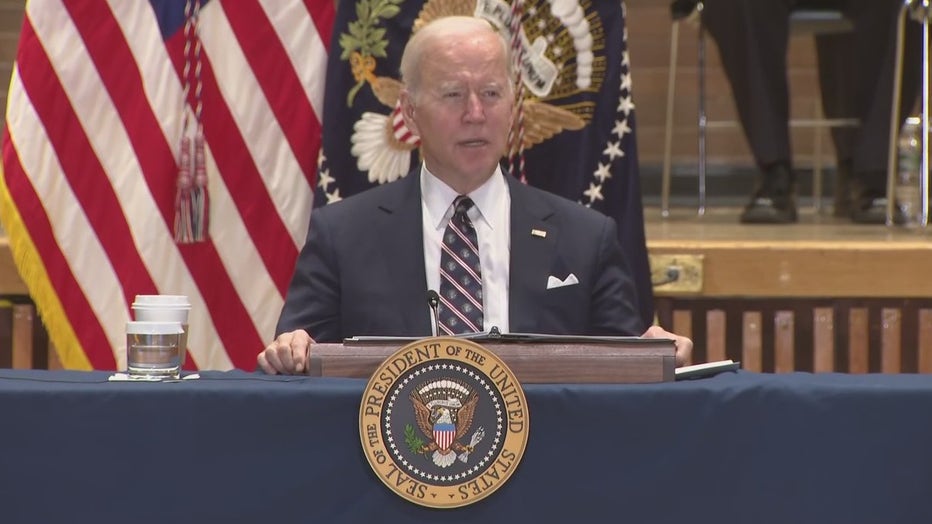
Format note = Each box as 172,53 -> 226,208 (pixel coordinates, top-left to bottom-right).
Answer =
0,0 -> 334,370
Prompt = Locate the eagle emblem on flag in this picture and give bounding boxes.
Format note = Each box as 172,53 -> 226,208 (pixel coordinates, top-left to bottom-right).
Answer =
332,0 -> 596,188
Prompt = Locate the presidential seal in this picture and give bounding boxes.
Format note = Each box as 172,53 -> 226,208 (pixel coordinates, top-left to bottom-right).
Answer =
359,337 -> 529,508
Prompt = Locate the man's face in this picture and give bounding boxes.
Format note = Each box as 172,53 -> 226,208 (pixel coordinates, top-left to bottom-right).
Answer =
401,32 -> 513,191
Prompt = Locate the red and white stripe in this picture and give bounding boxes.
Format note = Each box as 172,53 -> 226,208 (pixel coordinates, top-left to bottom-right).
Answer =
434,428 -> 456,451
391,104 -> 420,146
0,0 -> 333,370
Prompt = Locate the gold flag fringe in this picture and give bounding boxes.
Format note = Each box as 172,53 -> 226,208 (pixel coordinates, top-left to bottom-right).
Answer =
0,163 -> 92,370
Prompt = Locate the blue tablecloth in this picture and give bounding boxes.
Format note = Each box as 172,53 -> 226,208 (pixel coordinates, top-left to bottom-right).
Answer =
0,369 -> 930,523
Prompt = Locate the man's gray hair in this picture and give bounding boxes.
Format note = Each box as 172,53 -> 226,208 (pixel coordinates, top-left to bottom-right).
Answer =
399,16 -> 513,100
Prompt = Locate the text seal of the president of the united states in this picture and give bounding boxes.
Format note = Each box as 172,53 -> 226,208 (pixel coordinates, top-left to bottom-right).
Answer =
359,337 -> 529,508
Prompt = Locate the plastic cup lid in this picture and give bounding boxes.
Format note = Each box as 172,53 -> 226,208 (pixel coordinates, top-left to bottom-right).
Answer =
126,321 -> 185,335
132,295 -> 191,308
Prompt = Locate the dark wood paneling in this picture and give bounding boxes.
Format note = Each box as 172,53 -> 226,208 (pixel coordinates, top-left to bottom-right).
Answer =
657,297 -> 932,374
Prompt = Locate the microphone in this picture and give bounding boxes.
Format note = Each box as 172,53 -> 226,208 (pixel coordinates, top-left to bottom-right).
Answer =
427,290 -> 441,336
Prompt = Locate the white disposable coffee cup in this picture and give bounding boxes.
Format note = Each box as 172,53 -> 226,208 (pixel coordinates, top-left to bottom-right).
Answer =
132,295 -> 191,368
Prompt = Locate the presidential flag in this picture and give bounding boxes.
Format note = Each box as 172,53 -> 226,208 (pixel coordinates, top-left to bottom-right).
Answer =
0,0 -> 333,370
316,0 -> 653,327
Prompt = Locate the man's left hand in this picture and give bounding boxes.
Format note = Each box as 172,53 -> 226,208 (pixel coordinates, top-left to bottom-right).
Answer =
641,325 -> 693,367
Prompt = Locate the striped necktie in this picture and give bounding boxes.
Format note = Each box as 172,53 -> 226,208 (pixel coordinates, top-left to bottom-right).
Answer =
438,196 -> 483,334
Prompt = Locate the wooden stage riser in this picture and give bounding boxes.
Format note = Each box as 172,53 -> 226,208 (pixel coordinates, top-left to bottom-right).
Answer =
657,298 -> 932,374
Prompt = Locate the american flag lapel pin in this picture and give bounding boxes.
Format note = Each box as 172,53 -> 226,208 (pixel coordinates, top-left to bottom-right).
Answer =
531,229 -> 547,238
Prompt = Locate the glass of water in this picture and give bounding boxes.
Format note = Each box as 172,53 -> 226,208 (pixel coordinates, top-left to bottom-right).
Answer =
126,321 -> 185,379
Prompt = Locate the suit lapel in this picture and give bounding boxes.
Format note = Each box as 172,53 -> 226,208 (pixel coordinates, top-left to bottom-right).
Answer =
507,177 -> 557,332
372,173 -> 433,336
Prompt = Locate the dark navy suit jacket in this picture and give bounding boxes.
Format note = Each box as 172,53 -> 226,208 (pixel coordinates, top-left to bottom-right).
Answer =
276,171 -> 644,340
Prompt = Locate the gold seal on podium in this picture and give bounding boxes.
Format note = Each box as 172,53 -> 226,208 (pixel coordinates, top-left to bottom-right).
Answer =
359,337 -> 529,508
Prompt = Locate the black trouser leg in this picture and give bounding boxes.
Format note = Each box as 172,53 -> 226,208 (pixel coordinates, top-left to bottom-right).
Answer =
702,0 -> 794,169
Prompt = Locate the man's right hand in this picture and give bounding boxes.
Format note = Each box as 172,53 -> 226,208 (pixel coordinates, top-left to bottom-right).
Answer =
257,329 -> 314,375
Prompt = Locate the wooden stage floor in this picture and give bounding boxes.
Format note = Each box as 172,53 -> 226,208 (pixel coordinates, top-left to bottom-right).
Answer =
646,205 -> 932,243
644,205 -> 932,298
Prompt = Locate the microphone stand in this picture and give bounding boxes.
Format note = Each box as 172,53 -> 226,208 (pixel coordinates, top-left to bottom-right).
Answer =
427,290 -> 441,336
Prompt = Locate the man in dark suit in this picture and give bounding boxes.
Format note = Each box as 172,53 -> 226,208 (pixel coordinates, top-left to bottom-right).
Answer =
700,0 -> 920,224
258,15 -> 691,375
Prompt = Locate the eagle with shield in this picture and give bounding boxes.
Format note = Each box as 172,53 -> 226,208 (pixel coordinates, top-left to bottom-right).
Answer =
409,378 -> 486,468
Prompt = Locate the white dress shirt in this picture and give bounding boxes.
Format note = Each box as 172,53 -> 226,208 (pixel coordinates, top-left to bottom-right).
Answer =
420,164 -> 511,334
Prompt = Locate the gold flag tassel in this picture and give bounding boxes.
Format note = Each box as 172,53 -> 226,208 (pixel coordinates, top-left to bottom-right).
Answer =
190,134 -> 208,240
506,0 -> 528,183
174,0 -> 207,243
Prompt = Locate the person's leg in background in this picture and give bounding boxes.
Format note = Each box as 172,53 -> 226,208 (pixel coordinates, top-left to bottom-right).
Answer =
814,30 -> 857,218
824,0 -> 922,223
702,0 -> 797,223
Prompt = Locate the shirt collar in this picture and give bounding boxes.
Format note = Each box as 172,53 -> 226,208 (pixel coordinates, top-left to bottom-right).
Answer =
420,163 -> 507,230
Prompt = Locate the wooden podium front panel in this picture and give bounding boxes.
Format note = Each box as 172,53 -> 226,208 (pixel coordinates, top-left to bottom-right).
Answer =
307,340 -> 675,384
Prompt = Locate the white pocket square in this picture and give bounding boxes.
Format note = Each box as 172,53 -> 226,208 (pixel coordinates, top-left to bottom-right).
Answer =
546,273 -> 579,289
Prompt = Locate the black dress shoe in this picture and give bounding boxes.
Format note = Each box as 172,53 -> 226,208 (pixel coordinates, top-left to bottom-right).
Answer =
740,164 -> 798,224
850,193 -> 887,224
